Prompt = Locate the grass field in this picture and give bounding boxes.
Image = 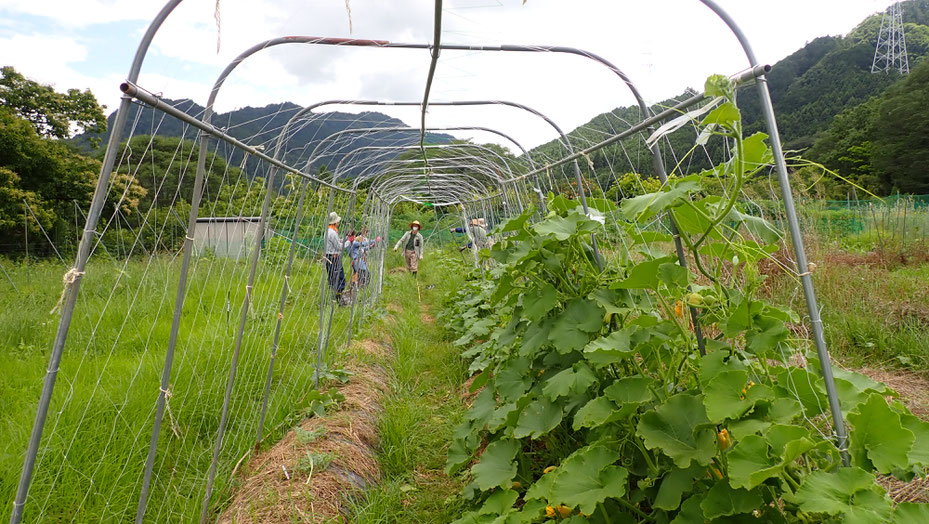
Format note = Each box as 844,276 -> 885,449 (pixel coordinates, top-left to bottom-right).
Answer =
1,214 -> 927,521
764,244 -> 929,372
0,253 -> 361,521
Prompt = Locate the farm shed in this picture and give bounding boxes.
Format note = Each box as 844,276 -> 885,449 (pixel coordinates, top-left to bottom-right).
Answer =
193,216 -> 267,259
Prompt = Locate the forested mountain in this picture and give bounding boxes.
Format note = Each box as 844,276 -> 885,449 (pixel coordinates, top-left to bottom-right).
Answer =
532,0 -> 929,197
71,99 -> 453,176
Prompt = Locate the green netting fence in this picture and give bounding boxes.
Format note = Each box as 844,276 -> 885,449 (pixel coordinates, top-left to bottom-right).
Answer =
744,195 -> 929,249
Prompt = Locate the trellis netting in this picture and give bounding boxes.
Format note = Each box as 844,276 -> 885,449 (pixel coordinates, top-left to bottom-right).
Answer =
3,1 -> 927,523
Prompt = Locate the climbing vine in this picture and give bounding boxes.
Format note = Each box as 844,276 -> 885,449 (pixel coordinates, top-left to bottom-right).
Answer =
440,75 -> 929,523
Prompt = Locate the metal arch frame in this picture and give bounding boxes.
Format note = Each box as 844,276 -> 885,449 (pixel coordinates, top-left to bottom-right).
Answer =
12,1 -> 851,521
267,100 -> 545,206
336,154 -> 516,209
336,144 -> 513,188
371,174 -> 496,205
280,98 -> 590,206
293,113 -> 542,176
126,34 -> 671,287
696,0 -> 848,462
329,144 -> 518,187
295,125 -> 524,211
300,127 -> 532,180
328,144 -> 523,209
173,27 -> 674,216
326,126 -> 540,212
367,177 -> 501,212
315,140 -> 514,242
369,174 -> 505,206
283,98 -> 616,271
354,166 -> 523,215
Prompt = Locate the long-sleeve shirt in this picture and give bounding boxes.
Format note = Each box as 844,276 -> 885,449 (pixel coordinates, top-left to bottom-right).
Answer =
324,226 -> 342,255
453,225 -> 490,249
348,238 -> 376,271
393,231 -> 423,259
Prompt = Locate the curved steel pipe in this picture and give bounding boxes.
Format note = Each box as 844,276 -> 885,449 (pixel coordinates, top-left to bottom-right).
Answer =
697,0 -> 849,463
10,2 -> 186,523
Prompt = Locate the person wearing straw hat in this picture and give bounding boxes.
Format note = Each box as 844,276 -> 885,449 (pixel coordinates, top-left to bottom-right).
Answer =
393,220 -> 424,277
324,211 -> 348,305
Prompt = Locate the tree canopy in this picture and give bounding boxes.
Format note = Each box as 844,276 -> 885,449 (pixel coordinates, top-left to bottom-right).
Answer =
871,58 -> 929,193
0,66 -> 106,142
808,58 -> 929,196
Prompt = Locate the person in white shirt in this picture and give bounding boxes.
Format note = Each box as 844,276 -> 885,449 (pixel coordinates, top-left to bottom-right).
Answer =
324,212 -> 348,304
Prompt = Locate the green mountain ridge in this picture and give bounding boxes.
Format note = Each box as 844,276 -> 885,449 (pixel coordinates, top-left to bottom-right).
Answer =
71,99 -> 454,177
531,0 -> 929,195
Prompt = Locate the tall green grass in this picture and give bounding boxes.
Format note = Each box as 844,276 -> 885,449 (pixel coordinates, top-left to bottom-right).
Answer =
765,259 -> 929,371
1,252 -> 357,521
350,250 -> 470,523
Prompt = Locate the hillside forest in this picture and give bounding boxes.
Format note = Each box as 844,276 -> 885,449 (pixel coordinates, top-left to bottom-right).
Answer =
3,0 -> 929,254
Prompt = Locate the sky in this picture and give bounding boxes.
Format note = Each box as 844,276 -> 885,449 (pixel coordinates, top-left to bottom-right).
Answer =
0,0 -> 902,152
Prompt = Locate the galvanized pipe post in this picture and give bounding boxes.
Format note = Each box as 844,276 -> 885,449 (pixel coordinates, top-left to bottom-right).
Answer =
199,159 -> 279,522
9,2 -> 185,523
698,0 -> 849,464
255,179 -> 310,446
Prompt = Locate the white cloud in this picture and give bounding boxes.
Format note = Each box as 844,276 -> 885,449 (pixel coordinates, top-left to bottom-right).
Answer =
0,33 -> 87,72
0,33 -> 126,111
0,0 -> 902,151
0,0 -> 159,27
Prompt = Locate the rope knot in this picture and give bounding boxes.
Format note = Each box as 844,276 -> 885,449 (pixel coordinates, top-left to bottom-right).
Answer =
580,151 -> 595,171
62,267 -> 85,286
50,268 -> 86,314
797,262 -> 817,278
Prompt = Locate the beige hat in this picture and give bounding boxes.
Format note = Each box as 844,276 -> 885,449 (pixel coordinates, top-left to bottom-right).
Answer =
410,220 -> 421,228
328,212 -> 341,225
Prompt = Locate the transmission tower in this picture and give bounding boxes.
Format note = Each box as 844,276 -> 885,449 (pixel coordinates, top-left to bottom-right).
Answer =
871,1 -> 909,74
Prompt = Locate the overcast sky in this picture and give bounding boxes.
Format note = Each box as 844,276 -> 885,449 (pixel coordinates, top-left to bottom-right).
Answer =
0,0 -> 901,151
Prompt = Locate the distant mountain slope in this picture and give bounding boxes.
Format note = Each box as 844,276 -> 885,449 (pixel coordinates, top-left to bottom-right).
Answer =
531,0 -> 929,179
71,99 -> 453,176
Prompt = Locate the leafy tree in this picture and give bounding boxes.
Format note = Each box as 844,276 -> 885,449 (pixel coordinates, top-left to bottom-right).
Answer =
114,135 -> 243,212
604,172 -> 663,202
807,97 -> 883,195
0,107 -> 96,237
0,66 -> 106,143
0,106 -> 144,251
0,167 -> 54,238
872,57 -> 929,193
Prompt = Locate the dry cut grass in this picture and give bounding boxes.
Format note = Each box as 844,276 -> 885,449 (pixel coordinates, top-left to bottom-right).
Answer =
218,341 -> 390,523
856,367 -> 929,504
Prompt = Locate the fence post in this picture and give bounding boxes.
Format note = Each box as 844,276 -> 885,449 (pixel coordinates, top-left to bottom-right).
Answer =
199,163 -> 279,523
256,180 -> 310,446
23,200 -> 29,287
